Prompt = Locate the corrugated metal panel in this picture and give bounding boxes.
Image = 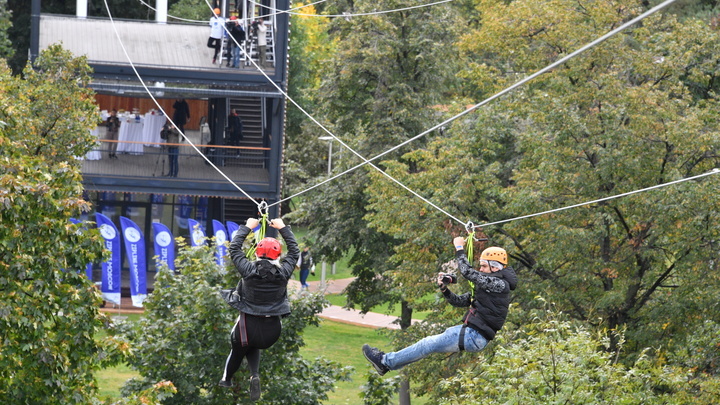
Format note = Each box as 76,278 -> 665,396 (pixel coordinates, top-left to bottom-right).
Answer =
39,15 -> 211,69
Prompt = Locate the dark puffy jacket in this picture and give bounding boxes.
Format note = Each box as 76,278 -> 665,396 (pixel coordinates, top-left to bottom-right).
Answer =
441,250 -> 518,340
227,225 -> 300,316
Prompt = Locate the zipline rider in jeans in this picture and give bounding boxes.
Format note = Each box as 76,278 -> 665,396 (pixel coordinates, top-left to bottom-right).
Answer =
363,239 -> 517,375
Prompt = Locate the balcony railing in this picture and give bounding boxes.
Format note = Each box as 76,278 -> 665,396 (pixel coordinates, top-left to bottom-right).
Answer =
80,139 -> 271,193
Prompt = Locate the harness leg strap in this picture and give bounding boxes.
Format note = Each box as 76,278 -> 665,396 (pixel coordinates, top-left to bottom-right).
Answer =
458,324 -> 467,351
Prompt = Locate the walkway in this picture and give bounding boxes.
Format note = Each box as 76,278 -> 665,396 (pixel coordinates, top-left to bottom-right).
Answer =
100,278 -> 419,330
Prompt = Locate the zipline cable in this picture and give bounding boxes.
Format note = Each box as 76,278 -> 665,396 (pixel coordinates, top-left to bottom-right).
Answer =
473,169 -> 720,230
274,0 -> 682,215
203,0 -> 468,224
249,0 -> 456,18
102,0 -> 261,208
135,0 -> 329,24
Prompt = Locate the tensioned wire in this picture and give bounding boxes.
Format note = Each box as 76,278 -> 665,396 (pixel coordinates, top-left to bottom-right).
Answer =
113,0 -> 702,230
249,0 -> 456,17
274,0 -> 695,227
134,0 -> 329,23
101,0 -> 261,206
202,0 -> 468,223
473,169 -> 720,229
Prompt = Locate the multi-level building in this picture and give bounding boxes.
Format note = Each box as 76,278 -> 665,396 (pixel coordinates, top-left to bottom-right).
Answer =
30,0 -> 290,279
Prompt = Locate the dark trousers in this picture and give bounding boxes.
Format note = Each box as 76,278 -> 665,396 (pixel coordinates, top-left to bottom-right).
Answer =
207,37 -> 221,59
221,313 -> 282,381
168,147 -> 178,177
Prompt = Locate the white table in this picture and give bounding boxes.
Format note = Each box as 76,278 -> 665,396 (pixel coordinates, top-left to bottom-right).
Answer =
143,113 -> 167,147
85,127 -> 102,160
117,119 -> 145,155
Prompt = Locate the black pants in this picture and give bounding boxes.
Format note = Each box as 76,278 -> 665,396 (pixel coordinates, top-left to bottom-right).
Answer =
207,37 -> 221,59
221,313 -> 282,381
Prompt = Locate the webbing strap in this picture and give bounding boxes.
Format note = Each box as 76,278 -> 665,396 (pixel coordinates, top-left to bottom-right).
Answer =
458,324 -> 467,351
245,214 -> 269,258
466,231 -> 476,297
238,312 -> 249,347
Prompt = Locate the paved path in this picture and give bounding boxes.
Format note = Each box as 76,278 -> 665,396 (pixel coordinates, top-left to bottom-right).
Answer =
101,278 -> 419,330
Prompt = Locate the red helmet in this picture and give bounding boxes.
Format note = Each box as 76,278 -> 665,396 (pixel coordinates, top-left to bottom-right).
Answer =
256,237 -> 281,259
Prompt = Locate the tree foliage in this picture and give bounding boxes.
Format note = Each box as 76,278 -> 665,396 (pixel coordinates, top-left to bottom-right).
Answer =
119,240 -> 352,404
438,300 -> 720,404
365,0 -> 720,373
0,45 -> 126,403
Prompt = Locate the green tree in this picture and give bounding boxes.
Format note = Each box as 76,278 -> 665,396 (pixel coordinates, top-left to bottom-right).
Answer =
120,240 -> 351,404
0,0 -> 12,61
0,45 -> 126,403
283,4 -> 336,209
365,0 -> 720,377
289,3 -> 464,401
438,300 -> 720,404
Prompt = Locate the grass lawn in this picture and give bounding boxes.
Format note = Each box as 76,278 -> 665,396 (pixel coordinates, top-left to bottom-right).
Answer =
97,316 -> 422,404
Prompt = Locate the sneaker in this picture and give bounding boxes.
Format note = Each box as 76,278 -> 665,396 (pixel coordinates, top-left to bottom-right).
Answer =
212,57 -> 216,64
218,379 -> 232,387
249,374 -> 261,401
362,344 -> 389,376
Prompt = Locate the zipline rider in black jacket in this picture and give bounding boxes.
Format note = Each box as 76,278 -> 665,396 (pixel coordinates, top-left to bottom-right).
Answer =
219,217 -> 300,401
363,238 -> 517,375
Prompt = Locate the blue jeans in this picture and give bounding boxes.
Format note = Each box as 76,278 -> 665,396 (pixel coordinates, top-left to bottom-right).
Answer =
299,268 -> 310,288
232,45 -> 241,67
383,325 -> 488,370
168,147 -> 179,177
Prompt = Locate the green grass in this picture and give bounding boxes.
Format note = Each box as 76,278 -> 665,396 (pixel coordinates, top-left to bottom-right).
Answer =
300,319 -> 391,404
96,316 -> 394,403
325,294 -> 434,321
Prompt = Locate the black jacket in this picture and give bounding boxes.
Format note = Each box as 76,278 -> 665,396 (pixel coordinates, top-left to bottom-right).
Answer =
441,250 -> 518,340
227,225 -> 300,316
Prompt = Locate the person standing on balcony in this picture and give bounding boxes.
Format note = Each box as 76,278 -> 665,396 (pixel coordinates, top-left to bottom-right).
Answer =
161,123 -> 180,178
105,109 -> 120,159
172,98 -> 190,135
227,109 -> 243,154
228,16 -> 246,68
254,19 -> 268,68
207,8 -> 225,65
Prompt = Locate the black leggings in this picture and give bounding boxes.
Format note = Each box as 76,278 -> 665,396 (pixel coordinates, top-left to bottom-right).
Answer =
221,313 -> 282,381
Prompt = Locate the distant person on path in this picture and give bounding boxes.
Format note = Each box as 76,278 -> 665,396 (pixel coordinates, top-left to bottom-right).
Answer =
363,242 -> 517,375
172,98 -> 190,134
207,8 -> 225,65
227,108 -> 243,153
228,16 -> 246,68
296,246 -> 314,290
161,123 -> 180,177
220,217 -> 300,401
105,109 -> 120,159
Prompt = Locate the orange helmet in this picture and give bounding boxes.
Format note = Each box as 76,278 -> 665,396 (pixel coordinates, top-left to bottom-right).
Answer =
256,237 -> 282,259
480,247 -> 507,265
213,8 -> 221,15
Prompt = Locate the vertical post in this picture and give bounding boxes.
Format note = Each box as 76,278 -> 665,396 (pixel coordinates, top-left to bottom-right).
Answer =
156,0 -> 168,23
327,139 -> 333,175
321,262 -> 327,290
76,0 -> 88,18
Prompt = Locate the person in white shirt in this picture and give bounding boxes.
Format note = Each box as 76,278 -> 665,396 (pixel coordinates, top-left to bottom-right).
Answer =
207,8 -> 226,65
255,19 -> 268,68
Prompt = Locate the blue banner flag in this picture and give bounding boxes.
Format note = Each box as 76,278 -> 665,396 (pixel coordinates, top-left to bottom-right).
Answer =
152,222 -> 175,272
120,217 -> 148,308
226,221 -> 239,243
212,220 -> 228,267
70,218 -> 93,279
188,218 -> 206,246
95,213 -> 121,305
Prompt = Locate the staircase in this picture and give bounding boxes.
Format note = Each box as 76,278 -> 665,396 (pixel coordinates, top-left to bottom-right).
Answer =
226,96 -> 266,168
224,198 -> 261,224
